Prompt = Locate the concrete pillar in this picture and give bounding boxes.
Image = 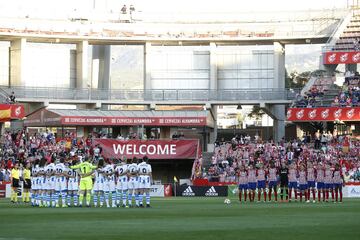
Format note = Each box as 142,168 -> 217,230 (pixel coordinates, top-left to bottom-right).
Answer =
144,42 -> 152,90
272,42 -> 286,142
272,105 -> 285,142
209,105 -> 217,144
10,38 -> 27,86
76,41 -> 89,89
209,42 -> 217,90
273,42 -> 285,89
92,45 -> 111,89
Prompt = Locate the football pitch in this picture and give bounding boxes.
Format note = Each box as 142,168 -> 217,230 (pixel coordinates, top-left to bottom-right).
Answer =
1,197 -> 359,240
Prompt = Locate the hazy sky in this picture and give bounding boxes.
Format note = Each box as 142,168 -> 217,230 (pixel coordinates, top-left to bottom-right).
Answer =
135,0 -> 347,12
0,0 -> 349,13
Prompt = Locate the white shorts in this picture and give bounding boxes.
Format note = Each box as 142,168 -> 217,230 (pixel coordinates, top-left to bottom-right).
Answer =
67,181 -> 79,191
138,175 -> 151,189
31,178 -> 38,190
93,180 -> 104,192
116,176 -> 128,191
38,178 -> 46,191
45,178 -> 55,190
128,177 -> 139,190
103,180 -> 116,192
55,178 -> 67,191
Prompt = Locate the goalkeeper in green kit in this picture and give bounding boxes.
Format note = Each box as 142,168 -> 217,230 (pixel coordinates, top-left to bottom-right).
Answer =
70,157 -> 97,207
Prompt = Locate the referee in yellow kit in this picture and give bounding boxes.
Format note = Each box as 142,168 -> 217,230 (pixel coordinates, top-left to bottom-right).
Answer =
22,162 -> 31,204
10,162 -> 20,203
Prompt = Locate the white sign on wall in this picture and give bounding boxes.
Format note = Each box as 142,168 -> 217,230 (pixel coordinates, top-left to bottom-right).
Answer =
149,185 -> 164,197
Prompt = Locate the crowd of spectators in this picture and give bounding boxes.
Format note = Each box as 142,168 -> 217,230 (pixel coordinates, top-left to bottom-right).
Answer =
293,76 -> 334,108
332,71 -> 360,107
203,133 -> 360,183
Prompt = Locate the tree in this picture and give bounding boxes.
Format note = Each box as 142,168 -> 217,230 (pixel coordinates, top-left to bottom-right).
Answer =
236,113 -> 245,129
285,69 -> 312,88
248,106 -> 265,120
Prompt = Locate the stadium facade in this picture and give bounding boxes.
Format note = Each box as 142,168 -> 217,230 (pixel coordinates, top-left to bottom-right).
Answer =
0,4 -> 356,146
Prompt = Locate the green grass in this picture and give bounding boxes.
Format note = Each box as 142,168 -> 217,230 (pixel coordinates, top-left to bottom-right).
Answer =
0,197 -> 359,240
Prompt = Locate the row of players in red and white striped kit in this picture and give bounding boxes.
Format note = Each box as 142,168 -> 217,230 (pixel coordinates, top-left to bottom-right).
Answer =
237,161 -> 344,203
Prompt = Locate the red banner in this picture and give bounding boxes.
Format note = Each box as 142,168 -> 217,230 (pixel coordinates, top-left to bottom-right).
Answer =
61,116 -> 206,126
0,104 -> 25,121
287,107 -> 360,122
324,51 -> 360,64
93,139 -> 200,160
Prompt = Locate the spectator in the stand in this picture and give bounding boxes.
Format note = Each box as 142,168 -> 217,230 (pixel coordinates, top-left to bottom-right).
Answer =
9,92 -> 16,104
346,96 -> 352,107
172,132 -> 179,140
129,5 -> 135,13
353,38 -> 360,51
121,5 -> 127,14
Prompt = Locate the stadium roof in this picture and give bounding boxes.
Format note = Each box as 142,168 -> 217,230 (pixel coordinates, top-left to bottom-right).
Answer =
24,108 -> 215,128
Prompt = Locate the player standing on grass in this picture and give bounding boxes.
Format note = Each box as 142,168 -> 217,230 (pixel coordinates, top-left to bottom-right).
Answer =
38,158 -> 47,207
137,156 -> 152,208
44,158 -> 56,207
54,158 -> 67,207
256,164 -> 266,202
267,162 -> 278,202
298,165 -> 308,202
333,164 -> 344,203
31,160 -> 40,206
128,157 -> 139,207
316,163 -> 325,202
288,163 -> 298,202
115,158 -> 129,207
247,164 -> 256,202
238,165 -> 248,203
306,162 -> 316,203
64,161 -> 79,207
324,164 -> 334,202
70,157 -> 97,207
93,158 -> 105,207
103,160 -> 116,208
10,161 -> 20,204
279,161 -> 289,202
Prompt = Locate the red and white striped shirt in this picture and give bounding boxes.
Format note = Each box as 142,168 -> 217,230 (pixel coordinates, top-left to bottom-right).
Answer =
288,168 -> 297,182
307,168 -> 315,181
333,170 -> 343,184
316,169 -> 325,182
268,168 -> 277,181
256,169 -> 266,181
299,170 -> 307,185
238,171 -> 248,184
247,169 -> 256,183
324,169 -> 333,184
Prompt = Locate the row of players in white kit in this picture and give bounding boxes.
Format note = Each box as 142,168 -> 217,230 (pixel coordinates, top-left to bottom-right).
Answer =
30,158 -> 153,208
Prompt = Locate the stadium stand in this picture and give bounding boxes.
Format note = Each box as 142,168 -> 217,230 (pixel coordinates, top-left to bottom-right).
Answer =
333,10 -> 360,51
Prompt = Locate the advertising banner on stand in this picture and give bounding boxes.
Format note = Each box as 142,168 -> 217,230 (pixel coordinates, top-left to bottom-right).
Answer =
344,185 -> 360,198
287,107 -> 360,122
176,185 -> 228,197
93,139 -> 200,160
324,51 -> 360,64
149,185 -> 165,197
